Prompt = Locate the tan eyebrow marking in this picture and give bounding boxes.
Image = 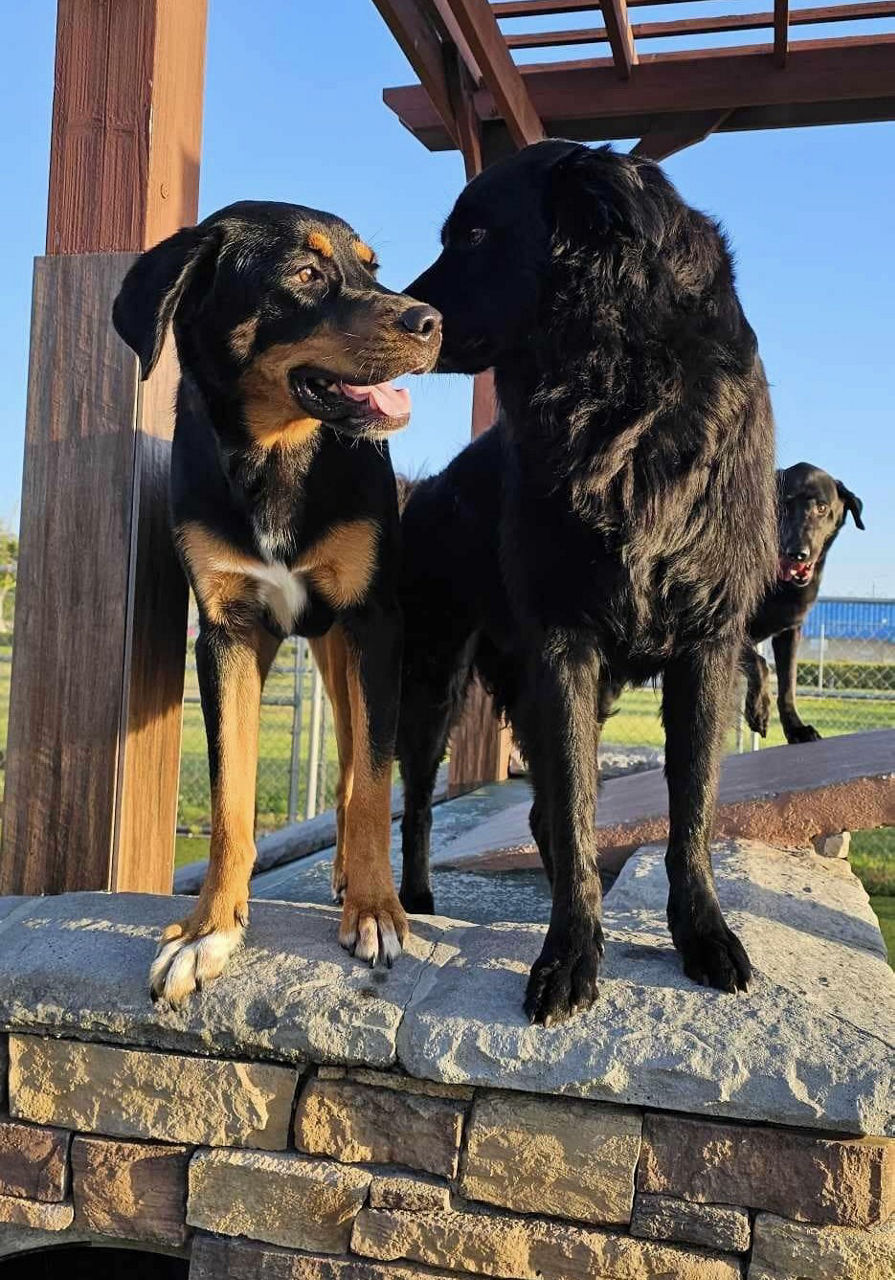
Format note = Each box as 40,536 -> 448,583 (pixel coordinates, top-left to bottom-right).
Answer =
307,230 -> 334,258
353,239 -> 376,265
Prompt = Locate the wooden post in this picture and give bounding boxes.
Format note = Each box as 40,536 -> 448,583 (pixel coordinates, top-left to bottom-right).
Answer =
0,0 -> 207,895
447,118 -> 514,794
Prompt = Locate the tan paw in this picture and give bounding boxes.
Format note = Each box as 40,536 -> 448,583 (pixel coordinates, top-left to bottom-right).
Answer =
149,908 -> 246,1007
331,857 -> 347,905
339,895 -> 409,968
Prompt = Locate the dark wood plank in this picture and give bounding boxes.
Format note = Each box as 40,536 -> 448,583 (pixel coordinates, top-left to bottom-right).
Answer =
441,0 -> 545,145
492,0 -> 711,13
598,0 -> 637,78
774,0 -> 790,65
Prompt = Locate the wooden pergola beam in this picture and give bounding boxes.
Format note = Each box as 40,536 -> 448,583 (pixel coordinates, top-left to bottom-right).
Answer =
632,111 -> 731,161
370,0 -> 462,143
505,2 -> 895,50
775,0 -> 791,65
438,0 -> 545,145
492,0 -> 712,13
2,0 -> 208,897
384,38 -> 895,147
599,0 -> 637,78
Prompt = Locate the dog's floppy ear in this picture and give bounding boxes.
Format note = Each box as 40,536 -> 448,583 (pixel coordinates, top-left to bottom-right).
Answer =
112,225 -> 222,379
836,480 -> 865,530
549,145 -> 667,250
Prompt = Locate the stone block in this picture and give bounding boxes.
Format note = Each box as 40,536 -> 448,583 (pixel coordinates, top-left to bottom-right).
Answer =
639,1113 -> 894,1227
188,1148 -> 371,1253
294,1077 -> 466,1179
0,1117 -> 70,1201
398,841 -> 894,1138
71,1134 -> 190,1246
9,1035 -> 295,1149
749,1212 -> 895,1280
631,1192 -> 751,1253
191,1233 -> 472,1278
369,1173 -> 452,1212
460,1091 -> 640,1226
318,1066 -> 473,1101
0,1193 -> 73,1231
351,1206 -> 742,1280
813,831 -> 851,858
0,894 -> 447,1068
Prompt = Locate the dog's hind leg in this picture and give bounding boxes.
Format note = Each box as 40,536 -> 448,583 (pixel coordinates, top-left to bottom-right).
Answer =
773,627 -> 820,743
662,642 -> 752,992
150,620 -> 280,1006
516,631 -> 604,1026
327,610 -> 408,968
311,632 -> 354,903
397,639 -> 474,914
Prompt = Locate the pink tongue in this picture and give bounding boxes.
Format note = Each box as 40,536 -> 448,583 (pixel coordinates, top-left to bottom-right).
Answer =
340,380 -> 411,419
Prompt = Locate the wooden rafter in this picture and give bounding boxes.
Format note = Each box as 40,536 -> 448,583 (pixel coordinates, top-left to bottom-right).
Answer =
492,0 -> 710,13
384,38 -> 895,148
774,0 -> 791,65
632,111 -> 731,161
369,0 -> 461,144
598,0 -> 637,78
438,0 -> 545,144
504,2 -> 895,50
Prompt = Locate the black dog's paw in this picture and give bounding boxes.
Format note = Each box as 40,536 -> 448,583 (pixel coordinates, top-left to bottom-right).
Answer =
524,927 -> 604,1026
400,885 -> 435,915
672,914 -> 752,993
744,693 -> 770,737
785,723 -> 822,744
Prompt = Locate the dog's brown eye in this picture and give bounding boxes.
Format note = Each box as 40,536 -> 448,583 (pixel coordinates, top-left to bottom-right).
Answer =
817,502 -> 828,515
468,228 -> 487,246
297,265 -> 319,285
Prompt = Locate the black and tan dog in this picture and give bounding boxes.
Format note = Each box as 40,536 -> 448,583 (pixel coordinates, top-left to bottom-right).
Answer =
742,461 -> 864,743
113,201 -> 440,1005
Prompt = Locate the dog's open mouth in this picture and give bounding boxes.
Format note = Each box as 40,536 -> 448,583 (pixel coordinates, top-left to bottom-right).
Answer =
289,369 -> 411,434
778,556 -> 814,586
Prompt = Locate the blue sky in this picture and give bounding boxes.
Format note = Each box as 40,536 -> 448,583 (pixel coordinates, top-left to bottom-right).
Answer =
1,2 -> 892,594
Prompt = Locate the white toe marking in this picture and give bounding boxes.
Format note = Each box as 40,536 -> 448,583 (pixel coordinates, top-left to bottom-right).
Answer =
149,928 -> 243,1005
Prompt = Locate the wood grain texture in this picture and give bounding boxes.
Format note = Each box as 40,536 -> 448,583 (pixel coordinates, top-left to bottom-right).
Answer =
449,677 -> 512,795
47,0 -> 206,253
1,257 -> 188,895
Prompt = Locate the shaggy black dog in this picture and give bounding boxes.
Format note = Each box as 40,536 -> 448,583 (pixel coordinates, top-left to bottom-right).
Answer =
397,141 -> 777,1025
742,461 -> 864,743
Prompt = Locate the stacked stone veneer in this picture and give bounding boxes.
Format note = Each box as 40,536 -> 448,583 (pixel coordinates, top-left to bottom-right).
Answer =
0,838 -> 891,1277
0,1044 -> 892,1278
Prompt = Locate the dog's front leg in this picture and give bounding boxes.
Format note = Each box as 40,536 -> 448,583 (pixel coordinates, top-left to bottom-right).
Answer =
773,627 -> 820,743
518,631 -> 603,1026
150,620 -> 279,1006
334,608 -> 408,967
662,643 -> 752,992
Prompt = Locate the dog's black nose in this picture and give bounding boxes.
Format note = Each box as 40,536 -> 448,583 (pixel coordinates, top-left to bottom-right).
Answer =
399,304 -> 441,341
786,547 -> 811,562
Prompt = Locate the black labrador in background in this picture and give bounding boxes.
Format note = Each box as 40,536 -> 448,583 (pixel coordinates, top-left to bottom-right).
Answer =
742,461 -> 864,743
397,141 -> 777,1025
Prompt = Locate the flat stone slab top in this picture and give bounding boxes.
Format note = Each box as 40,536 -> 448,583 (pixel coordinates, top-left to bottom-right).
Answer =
0,839 -> 891,1137
434,729 -> 895,873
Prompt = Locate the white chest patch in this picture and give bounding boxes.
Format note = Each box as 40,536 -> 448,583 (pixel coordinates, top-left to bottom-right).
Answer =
244,560 -> 307,634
